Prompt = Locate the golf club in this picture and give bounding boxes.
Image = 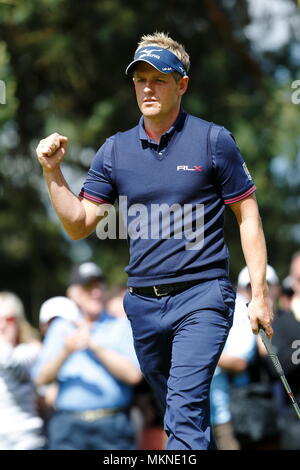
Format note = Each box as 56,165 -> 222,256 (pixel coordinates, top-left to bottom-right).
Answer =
259,326 -> 300,420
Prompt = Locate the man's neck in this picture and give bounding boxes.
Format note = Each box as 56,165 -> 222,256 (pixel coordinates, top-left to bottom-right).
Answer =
143,106 -> 181,143
81,310 -> 102,324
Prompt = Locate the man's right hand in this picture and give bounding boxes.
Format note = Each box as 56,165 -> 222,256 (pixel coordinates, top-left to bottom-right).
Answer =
36,132 -> 68,172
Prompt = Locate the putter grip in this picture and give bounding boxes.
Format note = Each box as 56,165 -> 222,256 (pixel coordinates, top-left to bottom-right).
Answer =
259,327 -> 284,376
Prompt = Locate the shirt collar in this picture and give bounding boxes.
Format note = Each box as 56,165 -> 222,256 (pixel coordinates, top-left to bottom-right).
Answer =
138,107 -> 187,145
94,310 -> 111,323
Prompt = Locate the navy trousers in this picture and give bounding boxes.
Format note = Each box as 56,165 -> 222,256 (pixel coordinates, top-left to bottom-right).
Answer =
124,277 -> 235,450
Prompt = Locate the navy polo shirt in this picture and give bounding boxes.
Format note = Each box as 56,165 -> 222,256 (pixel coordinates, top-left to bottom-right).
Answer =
79,109 -> 256,287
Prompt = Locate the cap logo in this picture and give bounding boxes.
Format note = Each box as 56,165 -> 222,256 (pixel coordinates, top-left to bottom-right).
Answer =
138,48 -> 163,60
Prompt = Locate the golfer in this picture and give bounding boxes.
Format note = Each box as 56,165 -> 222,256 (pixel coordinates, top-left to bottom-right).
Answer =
36,32 -> 273,450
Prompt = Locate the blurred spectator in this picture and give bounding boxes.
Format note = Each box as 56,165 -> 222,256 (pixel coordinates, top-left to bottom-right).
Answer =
278,276 -> 294,313
234,264 -> 282,449
106,286 -> 127,318
289,251 -> 300,320
134,378 -> 167,450
210,293 -> 256,450
33,262 -> 142,450
0,292 -> 45,450
271,252 -> 300,449
39,296 -> 81,337
36,296 -> 82,434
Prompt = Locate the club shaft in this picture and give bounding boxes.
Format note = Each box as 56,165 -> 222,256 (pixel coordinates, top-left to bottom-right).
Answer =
279,375 -> 300,419
259,327 -> 300,420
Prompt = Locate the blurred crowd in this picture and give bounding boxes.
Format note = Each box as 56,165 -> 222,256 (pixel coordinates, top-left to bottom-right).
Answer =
1,254 -> 300,450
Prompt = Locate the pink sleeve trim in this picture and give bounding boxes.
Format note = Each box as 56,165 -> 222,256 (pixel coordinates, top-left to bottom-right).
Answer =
79,191 -> 111,205
224,185 -> 256,205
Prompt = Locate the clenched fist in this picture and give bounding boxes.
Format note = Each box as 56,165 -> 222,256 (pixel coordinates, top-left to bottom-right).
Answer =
36,132 -> 68,172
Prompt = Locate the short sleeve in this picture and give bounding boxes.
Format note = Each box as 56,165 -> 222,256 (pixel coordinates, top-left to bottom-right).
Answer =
79,136 -> 117,205
213,129 -> 256,205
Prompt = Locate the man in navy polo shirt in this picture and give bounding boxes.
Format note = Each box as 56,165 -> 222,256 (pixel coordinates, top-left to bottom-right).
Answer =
36,32 -> 273,450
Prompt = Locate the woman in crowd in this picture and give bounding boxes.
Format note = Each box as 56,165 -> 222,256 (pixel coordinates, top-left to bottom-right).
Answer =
0,291 -> 46,450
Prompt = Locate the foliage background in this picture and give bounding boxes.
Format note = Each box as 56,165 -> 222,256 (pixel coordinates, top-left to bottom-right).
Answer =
0,0 -> 299,324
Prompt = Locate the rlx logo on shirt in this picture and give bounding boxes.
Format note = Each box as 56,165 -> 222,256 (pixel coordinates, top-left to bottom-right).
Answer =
177,165 -> 203,172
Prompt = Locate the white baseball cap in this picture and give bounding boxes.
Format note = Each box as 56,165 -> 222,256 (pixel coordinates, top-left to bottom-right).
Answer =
237,264 -> 279,288
39,296 -> 81,325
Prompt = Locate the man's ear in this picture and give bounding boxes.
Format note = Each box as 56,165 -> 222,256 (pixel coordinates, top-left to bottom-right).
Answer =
178,76 -> 189,96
